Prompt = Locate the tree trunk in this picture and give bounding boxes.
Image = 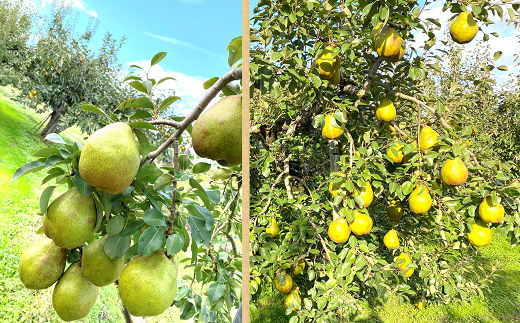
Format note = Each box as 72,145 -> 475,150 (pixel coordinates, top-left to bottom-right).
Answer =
39,109 -> 62,138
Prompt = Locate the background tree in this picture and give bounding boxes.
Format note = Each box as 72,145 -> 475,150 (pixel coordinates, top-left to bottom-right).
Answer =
249,1 -> 520,322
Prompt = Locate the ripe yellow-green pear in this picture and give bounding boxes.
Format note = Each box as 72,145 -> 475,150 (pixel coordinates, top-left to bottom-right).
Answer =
52,262 -> 99,322
383,230 -> 400,249
396,252 -> 412,271
322,114 -> 345,139
79,122 -> 140,195
450,11 -> 479,44
387,199 -> 404,220
441,157 -> 468,186
376,99 -> 396,122
349,210 -> 373,235
81,235 -> 125,287
19,238 -> 67,290
266,218 -> 280,237
328,216 -> 351,243
192,95 -> 242,166
387,142 -> 404,163
373,26 -> 403,59
419,127 -> 438,153
387,43 -> 406,63
275,273 -> 293,293
43,187 -> 96,249
467,220 -> 492,247
409,185 -> 432,214
355,181 -> 374,207
284,288 -> 301,309
290,259 -> 306,275
315,46 -> 341,79
119,249 -> 179,317
478,196 -> 505,223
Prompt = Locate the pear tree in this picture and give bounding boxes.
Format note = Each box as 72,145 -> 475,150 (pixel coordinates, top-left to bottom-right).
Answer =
13,35 -> 243,322
249,0 -> 520,321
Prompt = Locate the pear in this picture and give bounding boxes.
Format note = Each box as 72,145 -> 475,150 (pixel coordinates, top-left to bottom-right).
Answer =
373,26 -> 402,59
387,199 -> 404,221
328,216 -> 351,243
355,181 -> 374,208
119,248 -> 179,317
478,196 -> 505,223
79,122 -> 140,195
383,230 -> 399,249
81,235 -> 125,287
467,220 -> 492,247
450,11 -> 479,44
43,186 -> 96,249
266,218 -> 280,238
409,185 -> 432,214
387,142 -> 404,163
376,99 -> 396,122
192,95 -> 242,167
419,127 -> 438,153
387,43 -> 406,63
349,210 -> 373,235
52,262 -> 99,322
331,66 -> 341,85
322,114 -> 345,139
396,252 -> 412,271
275,273 -> 293,293
441,157 -> 468,186
315,46 -> 341,80
19,238 -> 67,290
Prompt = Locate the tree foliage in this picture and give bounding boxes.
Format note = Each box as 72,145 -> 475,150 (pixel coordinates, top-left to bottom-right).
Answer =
249,1 -> 520,321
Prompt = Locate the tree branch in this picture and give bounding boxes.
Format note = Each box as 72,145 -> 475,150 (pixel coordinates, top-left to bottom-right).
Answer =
149,119 -> 182,128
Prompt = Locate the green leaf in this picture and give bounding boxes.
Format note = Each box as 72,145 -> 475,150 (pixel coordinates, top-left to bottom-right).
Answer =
187,214 -> 211,246
227,36 -> 242,67
129,121 -> 158,130
93,198 -> 104,233
186,204 -> 215,230
104,234 -> 131,259
192,162 -> 211,174
120,219 -> 146,236
39,186 -> 55,215
203,77 -> 219,90
81,105 -> 109,119
179,155 -> 192,170
129,65 -> 143,70
133,128 -> 151,158
116,97 -> 155,110
154,174 -> 174,191
128,81 -> 149,94
157,76 -> 176,85
123,76 -> 141,82
129,109 -> 153,120
166,233 -> 184,256
309,74 -> 322,87
33,148 -> 60,158
493,51 -> 503,61
11,161 -> 45,181
497,65 -> 508,71
74,171 -> 94,197
105,215 -> 124,235
151,52 -> 167,66
158,96 -> 181,113
44,133 -> 66,145
143,209 -> 167,227
138,226 -> 166,257
208,282 -> 226,304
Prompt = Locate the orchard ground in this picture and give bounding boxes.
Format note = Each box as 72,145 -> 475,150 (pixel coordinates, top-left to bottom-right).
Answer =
0,85 -> 213,322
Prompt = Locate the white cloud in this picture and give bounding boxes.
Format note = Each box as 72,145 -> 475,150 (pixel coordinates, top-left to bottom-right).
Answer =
40,0 -> 98,18
146,33 -> 226,60
412,1 -> 520,79
125,60 -> 223,116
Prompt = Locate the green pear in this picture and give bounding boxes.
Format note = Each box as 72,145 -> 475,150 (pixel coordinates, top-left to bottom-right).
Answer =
19,238 -> 67,289
43,186 -> 96,249
52,262 -> 99,322
79,122 -> 140,194
119,248 -> 179,317
81,234 -> 125,286
192,95 -> 242,167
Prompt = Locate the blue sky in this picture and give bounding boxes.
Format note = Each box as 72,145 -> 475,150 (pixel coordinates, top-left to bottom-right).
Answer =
38,0 -> 242,113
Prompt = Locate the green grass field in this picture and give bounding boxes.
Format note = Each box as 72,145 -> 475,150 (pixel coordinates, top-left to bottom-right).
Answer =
0,87 -> 190,322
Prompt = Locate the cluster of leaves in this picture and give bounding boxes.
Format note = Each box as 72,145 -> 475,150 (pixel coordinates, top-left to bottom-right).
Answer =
14,46 -> 243,322
249,0 -> 520,322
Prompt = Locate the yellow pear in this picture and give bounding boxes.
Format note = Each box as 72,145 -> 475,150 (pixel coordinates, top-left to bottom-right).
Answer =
409,185 -> 432,214
322,114 -> 345,139
387,199 -> 404,221
373,26 -> 402,59
370,21 -> 385,44
387,43 -> 406,63
328,172 -> 346,197
284,288 -> 301,309
328,217 -> 351,243
315,46 -> 341,79
266,218 -> 280,238
415,298 -> 426,309
478,196 -> 505,223
275,273 -> 293,293
450,11 -> 479,44
355,181 -> 373,207
440,157 -> 468,186
383,230 -> 399,249
387,142 -> 404,163
419,127 -> 438,153
467,220 -> 492,247
396,252 -> 412,271
290,259 -> 306,275
349,210 -> 373,235
376,99 -> 396,122
406,268 -> 415,277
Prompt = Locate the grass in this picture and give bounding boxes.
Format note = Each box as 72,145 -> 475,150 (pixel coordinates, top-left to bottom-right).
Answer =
251,231 -> 520,323
0,87 -> 193,322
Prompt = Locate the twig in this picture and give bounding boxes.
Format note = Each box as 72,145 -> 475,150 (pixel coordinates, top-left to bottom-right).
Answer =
149,119 -> 182,128
309,220 -> 334,267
